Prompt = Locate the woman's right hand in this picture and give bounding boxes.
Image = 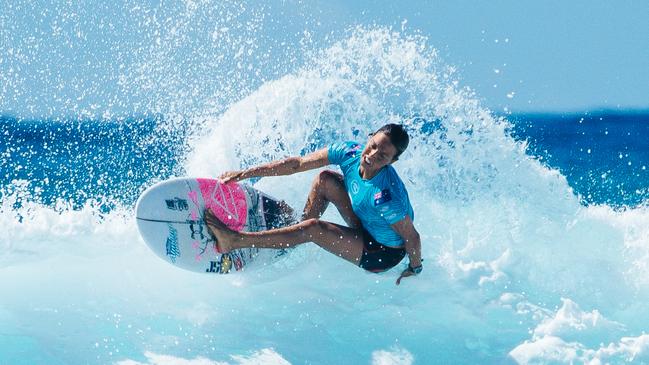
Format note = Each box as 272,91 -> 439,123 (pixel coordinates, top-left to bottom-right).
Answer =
219,170 -> 246,184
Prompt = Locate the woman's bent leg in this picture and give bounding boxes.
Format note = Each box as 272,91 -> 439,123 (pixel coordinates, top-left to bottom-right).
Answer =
205,211 -> 365,265
302,170 -> 361,229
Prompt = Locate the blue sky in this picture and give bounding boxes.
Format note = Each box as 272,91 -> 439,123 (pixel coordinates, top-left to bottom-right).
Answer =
314,0 -> 649,112
1,0 -> 647,118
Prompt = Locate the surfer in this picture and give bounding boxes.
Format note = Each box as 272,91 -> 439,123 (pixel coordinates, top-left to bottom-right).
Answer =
205,124 -> 422,284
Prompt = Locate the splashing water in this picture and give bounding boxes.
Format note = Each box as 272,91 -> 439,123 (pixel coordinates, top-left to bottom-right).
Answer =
2,12 -> 649,365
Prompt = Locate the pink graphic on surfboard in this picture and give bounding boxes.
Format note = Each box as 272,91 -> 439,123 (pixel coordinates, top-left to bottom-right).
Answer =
187,190 -> 200,220
196,178 -> 248,232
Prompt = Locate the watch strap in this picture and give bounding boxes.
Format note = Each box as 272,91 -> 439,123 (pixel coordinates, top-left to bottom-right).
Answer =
408,264 -> 423,275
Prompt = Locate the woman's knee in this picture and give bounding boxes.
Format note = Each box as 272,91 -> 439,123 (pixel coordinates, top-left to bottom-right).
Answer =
301,218 -> 329,234
312,170 -> 340,187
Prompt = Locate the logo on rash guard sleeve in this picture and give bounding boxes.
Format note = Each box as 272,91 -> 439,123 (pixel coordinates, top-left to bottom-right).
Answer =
373,189 -> 392,206
345,143 -> 361,157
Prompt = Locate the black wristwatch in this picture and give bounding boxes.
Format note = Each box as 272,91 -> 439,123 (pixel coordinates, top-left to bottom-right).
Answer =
407,264 -> 423,275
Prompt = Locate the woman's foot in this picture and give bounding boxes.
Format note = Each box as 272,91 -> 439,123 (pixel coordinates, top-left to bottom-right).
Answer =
204,210 -> 240,253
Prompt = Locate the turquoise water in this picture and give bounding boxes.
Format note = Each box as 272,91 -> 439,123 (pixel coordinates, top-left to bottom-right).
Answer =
2,3 -> 649,365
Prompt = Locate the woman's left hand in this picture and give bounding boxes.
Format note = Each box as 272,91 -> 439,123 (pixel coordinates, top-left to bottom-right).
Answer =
396,268 -> 415,285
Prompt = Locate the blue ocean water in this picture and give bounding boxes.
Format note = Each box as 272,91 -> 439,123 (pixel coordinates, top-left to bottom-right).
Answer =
1,7 -> 649,365
507,111 -> 649,208
1,115 -> 189,212
3,112 -> 648,211
3,109 -> 649,363
0,117 -> 191,212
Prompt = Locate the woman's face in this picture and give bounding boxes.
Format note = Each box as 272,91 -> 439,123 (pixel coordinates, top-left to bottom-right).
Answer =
360,132 -> 398,173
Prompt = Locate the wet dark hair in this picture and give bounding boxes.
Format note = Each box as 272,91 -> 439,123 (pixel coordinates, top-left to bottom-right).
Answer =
372,123 -> 410,160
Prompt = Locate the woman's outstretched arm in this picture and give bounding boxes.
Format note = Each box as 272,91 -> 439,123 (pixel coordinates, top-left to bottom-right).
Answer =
219,148 -> 330,183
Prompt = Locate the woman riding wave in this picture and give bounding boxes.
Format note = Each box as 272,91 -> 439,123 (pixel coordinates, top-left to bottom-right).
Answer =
205,124 -> 422,285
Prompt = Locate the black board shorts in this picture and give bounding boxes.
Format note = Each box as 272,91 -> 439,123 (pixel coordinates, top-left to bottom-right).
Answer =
358,229 -> 406,273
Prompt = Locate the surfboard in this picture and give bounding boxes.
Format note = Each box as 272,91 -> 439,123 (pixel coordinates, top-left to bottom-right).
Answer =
135,177 -> 296,274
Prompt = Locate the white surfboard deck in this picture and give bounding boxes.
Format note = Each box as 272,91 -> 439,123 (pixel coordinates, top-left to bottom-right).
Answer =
135,177 -> 295,274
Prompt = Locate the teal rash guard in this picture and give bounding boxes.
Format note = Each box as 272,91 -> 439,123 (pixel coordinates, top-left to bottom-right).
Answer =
328,141 -> 414,248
